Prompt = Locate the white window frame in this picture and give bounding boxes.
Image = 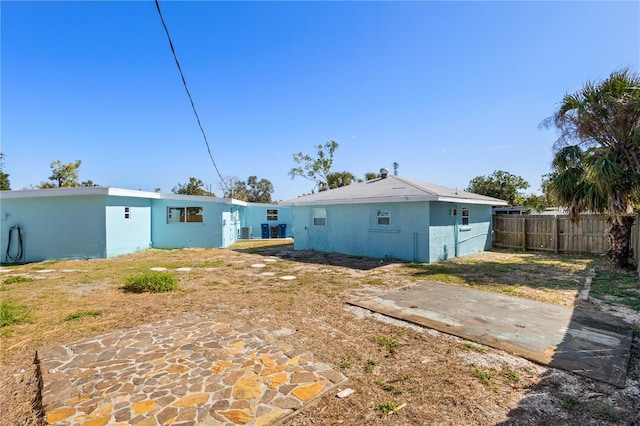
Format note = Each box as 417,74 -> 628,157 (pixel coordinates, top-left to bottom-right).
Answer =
377,209 -> 390,226
124,207 -> 131,220
313,208 -> 326,227
461,207 -> 470,226
167,206 -> 204,223
266,209 -> 278,221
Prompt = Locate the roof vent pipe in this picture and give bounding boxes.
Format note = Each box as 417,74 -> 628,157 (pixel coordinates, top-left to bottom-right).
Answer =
380,168 -> 389,179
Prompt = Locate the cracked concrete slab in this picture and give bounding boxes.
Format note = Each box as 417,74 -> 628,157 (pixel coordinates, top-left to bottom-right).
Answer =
349,281 -> 633,387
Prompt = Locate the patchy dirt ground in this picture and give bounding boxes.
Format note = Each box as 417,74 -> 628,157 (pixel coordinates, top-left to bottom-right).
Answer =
1,242 -> 639,425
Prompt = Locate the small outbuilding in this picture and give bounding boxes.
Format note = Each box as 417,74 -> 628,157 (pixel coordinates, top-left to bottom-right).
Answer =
284,170 -> 507,263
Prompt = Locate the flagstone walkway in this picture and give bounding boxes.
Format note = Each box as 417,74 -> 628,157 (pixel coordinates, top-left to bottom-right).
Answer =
37,314 -> 347,425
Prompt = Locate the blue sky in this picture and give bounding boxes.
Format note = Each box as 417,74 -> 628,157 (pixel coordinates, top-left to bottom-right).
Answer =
2,1 -> 638,201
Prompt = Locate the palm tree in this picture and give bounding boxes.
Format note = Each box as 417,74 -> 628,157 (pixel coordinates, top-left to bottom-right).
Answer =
326,171 -> 355,190
543,68 -> 640,267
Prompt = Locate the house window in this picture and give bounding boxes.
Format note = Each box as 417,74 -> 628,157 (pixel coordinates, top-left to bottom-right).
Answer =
377,210 -> 390,226
267,209 -> 278,221
167,207 -> 204,223
124,207 -> 130,220
461,207 -> 470,226
313,208 -> 326,226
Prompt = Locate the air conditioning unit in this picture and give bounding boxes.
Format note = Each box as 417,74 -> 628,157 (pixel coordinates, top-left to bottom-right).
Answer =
240,226 -> 252,239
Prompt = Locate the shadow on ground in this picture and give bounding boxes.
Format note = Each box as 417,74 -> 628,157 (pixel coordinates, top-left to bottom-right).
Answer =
235,243 -> 640,423
406,255 -> 592,294
498,318 -> 639,425
232,241 -> 402,271
348,276 -> 638,424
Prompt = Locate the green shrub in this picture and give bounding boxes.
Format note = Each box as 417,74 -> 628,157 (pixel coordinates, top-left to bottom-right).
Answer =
3,276 -> 34,285
502,368 -> 520,383
461,342 -> 486,353
339,357 -> 352,369
364,359 -> 376,373
374,380 -> 402,395
64,310 -> 103,321
473,368 -> 492,385
0,300 -> 31,327
374,335 -> 401,355
374,401 -> 397,414
122,272 -> 178,293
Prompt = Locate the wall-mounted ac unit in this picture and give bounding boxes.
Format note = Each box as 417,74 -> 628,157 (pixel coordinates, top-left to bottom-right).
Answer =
240,226 -> 252,239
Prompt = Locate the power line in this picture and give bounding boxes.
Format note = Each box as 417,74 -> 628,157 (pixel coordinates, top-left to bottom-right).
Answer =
154,0 -> 228,192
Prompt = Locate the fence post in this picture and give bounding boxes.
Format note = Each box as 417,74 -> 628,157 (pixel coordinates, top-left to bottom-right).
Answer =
521,217 -> 526,251
636,213 -> 640,279
553,216 -> 559,254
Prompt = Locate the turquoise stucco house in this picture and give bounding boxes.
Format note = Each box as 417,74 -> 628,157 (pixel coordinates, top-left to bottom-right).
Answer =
1,173 -> 505,264
0,187 -> 293,263
284,170 -> 507,263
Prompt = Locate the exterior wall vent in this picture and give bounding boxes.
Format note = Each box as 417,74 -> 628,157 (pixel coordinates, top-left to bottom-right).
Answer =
380,168 -> 389,179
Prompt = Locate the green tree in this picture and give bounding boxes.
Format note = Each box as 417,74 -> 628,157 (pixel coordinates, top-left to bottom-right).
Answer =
172,177 -> 212,196
40,160 -> 82,188
363,172 -> 380,181
531,175 -> 560,209
542,68 -> 640,267
393,162 -> 399,176
223,176 -> 249,200
289,140 -> 340,192
327,171 -> 355,189
81,180 -> 99,187
0,153 -> 10,190
246,176 -> 274,203
223,176 -> 274,202
466,170 -> 530,206
521,194 -> 546,212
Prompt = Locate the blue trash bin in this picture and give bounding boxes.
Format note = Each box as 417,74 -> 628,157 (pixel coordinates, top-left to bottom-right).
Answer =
261,224 -> 270,239
278,224 -> 286,238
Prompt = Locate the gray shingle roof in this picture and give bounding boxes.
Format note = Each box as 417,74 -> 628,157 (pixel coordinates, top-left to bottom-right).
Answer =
284,175 -> 507,206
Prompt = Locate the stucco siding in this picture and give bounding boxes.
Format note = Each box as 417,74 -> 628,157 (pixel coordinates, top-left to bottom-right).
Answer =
0,195 -> 106,262
150,199 -> 223,249
0,189 -> 296,261
457,204 -> 493,256
428,202 -> 458,262
293,202 -> 430,261
429,202 -> 493,261
105,196 -> 152,258
244,204 -> 293,239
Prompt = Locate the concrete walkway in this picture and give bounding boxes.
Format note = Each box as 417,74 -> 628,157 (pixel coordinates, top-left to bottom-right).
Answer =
349,281 -> 634,388
37,314 -> 346,425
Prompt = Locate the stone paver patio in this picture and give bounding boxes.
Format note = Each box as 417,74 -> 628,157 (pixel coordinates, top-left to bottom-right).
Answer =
37,314 -> 347,425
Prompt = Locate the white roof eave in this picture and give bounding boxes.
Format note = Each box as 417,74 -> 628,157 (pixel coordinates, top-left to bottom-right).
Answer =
0,187 -> 244,205
437,196 -> 508,206
289,195 -> 506,207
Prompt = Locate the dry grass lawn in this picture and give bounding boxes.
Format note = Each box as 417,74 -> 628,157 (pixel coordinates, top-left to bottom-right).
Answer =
1,240 -> 638,425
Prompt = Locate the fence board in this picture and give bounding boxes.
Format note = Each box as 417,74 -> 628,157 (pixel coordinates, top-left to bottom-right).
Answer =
493,215 -> 640,267
632,214 -> 639,275
493,215 -> 615,256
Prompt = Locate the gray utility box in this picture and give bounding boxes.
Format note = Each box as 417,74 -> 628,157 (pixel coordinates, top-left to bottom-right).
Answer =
240,226 -> 252,239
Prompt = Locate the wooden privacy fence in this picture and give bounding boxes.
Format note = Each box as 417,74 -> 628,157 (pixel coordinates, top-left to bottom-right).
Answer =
632,217 -> 640,273
493,215 -> 639,264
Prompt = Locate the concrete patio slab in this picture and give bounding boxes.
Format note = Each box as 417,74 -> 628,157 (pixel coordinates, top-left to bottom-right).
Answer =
349,281 -> 633,388
37,314 -> 347,425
